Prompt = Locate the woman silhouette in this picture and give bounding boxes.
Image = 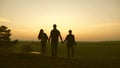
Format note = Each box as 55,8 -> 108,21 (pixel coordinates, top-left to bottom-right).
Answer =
38,29 -> 48,56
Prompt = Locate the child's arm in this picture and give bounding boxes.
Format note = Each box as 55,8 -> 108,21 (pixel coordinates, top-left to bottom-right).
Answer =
73,35 -> 76,46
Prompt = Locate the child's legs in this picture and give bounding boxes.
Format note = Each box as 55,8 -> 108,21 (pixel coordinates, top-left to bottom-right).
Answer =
67,46 -> 70,58
71,46 -> 74,57
41,42 -> 46,55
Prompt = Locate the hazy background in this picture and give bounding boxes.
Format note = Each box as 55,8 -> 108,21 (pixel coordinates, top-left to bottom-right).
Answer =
0,0 -> 120,41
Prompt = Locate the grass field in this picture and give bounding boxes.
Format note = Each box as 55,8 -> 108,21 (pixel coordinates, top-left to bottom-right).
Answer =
10,41 -> 120,60
0,41 -> 120,68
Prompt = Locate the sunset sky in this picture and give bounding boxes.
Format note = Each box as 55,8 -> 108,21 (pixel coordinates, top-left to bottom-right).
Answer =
0,0 -> 120,41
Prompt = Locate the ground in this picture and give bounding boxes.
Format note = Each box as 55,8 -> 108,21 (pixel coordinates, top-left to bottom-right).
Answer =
0,41 -> 120,68
0,53 -> 120,68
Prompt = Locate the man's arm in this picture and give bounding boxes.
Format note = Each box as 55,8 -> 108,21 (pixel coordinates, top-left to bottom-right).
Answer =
59,33 -> 63,42
73,35 -> 76,46
58,30 -> 63,42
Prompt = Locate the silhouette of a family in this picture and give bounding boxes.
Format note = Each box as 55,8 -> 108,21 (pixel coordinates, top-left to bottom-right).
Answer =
38,24 -> 76,58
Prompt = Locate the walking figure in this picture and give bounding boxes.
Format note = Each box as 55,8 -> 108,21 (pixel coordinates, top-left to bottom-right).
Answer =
38,29 -> 48,56
48,24 -> 63,57
63,30 -> 76,58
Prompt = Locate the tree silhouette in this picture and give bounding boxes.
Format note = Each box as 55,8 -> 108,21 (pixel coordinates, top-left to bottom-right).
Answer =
0,25 -> 17,47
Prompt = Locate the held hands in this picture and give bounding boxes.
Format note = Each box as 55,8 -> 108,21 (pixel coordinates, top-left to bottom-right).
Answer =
61,40 -> 64,44
48,39 -> 50,43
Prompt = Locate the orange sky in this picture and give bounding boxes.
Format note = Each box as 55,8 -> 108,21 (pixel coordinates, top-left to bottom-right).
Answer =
0,0 -> 120,41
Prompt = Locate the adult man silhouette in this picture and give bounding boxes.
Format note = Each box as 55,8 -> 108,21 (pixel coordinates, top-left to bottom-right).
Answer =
48,24 -> 63,57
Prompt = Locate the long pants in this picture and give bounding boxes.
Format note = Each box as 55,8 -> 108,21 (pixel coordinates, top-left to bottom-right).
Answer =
67,45 -> 74,58
51,42 -> 58,57
41,42 -> 46,56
